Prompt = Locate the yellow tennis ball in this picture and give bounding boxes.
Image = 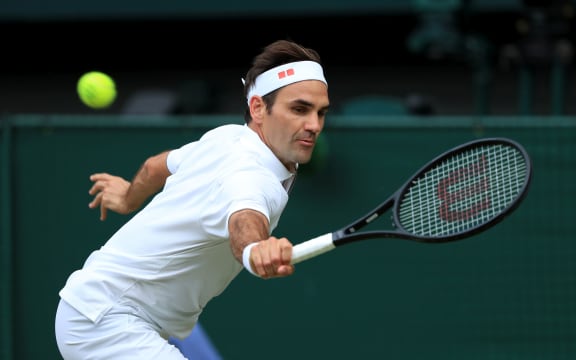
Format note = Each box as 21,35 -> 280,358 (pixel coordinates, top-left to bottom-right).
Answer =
77,71 -> 117,109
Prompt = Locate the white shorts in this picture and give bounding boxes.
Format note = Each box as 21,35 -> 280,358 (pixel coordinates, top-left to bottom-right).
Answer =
55,299 -> 188,360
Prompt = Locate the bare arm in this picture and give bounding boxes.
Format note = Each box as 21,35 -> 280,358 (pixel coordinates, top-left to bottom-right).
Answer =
88,151 -> 171,220
229,209 -> 294,279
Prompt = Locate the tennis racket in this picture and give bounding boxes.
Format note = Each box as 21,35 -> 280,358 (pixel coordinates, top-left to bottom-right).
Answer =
291,137 -> 532,264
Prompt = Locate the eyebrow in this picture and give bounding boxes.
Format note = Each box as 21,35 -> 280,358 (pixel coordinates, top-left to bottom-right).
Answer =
292,99 -> 330,111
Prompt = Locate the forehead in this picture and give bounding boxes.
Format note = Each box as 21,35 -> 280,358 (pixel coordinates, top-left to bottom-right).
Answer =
276,80 -> 329,104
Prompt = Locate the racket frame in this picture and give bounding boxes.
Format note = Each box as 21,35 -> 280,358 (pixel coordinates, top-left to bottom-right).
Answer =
337,137 -> 532,244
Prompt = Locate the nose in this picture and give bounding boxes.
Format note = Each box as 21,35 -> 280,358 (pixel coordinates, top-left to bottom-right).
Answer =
305,113 -> 324,134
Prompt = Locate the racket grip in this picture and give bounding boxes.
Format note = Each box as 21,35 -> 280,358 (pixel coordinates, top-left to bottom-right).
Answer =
291,233 -> 335,265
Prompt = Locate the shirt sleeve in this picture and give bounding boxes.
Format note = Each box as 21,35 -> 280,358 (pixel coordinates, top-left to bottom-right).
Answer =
166,149 -> 180,174
220,169 -> 289,234
166,141 -> 199,174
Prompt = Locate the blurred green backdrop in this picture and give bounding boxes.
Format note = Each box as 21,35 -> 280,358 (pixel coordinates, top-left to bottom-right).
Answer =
1,115 -> 575,359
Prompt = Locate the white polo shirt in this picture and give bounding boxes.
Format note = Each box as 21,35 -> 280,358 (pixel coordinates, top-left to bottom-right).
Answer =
59,124 -> 294,339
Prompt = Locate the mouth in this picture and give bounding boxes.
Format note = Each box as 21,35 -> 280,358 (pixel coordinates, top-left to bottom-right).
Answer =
297,137 -> 316,147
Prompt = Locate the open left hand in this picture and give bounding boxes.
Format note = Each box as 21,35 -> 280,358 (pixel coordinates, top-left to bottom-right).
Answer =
88,173 -> 132,220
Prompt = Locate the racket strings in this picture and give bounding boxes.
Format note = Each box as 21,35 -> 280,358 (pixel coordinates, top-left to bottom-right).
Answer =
398,144 -> 528,237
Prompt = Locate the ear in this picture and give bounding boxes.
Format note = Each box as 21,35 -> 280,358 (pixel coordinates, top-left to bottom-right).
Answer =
248,96 -> 266,124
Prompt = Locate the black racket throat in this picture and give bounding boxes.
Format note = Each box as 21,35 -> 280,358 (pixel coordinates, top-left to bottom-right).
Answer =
342,196 -> 395,235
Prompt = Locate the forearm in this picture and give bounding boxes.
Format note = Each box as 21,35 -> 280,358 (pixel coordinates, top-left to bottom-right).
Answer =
229,209 -> 270,263
229,209 -> 294,278
125,151 -> 171,211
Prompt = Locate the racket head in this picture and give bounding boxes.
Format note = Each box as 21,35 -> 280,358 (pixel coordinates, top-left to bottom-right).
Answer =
392,137 -> 532,243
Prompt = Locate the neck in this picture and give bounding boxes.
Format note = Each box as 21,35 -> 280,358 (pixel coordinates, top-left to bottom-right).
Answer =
247,123 -> 296,172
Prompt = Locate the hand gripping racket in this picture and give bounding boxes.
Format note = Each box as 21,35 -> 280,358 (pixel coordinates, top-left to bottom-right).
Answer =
291,137 -> 532,264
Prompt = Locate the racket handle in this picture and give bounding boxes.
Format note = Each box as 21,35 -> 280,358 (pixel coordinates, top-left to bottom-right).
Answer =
291,233 -> 335,265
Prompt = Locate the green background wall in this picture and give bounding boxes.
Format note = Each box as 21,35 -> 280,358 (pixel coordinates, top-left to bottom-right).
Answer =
1,115 -> 575,359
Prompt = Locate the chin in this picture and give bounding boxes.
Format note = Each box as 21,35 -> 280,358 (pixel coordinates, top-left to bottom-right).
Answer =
298,155 -> 313,165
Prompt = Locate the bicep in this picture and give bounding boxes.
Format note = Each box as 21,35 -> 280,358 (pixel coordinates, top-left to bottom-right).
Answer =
228,209 -> 270,262
148,151 -> 171,177
137,151 -> 171,189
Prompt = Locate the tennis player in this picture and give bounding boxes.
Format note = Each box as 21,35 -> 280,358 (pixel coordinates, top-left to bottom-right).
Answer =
54,39 -> 330,359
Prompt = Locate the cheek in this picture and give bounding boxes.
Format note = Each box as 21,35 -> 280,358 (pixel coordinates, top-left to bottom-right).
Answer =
268,118 -> 293,142
273,131 -> 292,150
262,124 -> 285,152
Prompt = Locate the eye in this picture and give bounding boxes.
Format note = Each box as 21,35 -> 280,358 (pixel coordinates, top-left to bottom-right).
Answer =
293,106 -> 308,115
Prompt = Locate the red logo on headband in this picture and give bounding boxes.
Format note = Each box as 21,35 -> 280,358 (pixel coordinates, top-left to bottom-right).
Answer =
277,68 -> 295,79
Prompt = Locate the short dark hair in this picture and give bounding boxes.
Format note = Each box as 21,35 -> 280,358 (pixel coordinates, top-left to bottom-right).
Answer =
243,40 -> 323,123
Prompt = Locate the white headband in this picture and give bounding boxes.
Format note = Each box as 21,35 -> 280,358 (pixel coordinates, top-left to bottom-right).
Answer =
244,61 -> 327,105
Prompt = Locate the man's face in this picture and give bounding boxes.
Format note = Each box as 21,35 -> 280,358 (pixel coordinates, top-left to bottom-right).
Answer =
259,80 -> 330,171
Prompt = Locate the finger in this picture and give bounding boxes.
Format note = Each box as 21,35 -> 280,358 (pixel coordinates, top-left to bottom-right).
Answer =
88,181 -> 106,195
89,173 -> 111,181
269,238 -> 290,277
276,264 -> 294,276
100,204 -> 108,221
259,242 -> 280,279
278,238 -> 292,264
264,241 -> 280,277
255,244 -> 272,278
250,245 -> 267,279
275,239 -> 294,276
89,192 -> 103,209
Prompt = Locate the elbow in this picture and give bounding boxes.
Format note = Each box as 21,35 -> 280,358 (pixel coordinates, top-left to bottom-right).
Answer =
143,154 -> 171,185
